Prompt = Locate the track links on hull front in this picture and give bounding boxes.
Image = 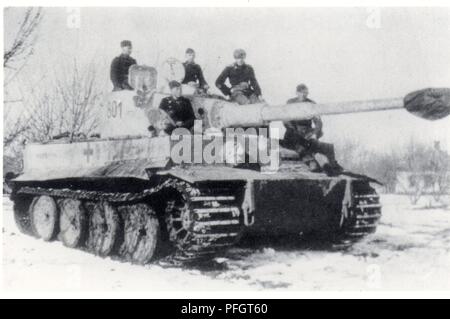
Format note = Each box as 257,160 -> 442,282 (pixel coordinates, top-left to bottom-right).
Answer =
163,182 -> 243,261
340,185 -> 382,242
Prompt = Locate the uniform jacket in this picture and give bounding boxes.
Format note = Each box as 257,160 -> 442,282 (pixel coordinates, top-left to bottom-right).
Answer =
159,96 -> 196,130
215,63 -> 262,97
110,54 -> 137,91
285,97 -> 322,137
182,61 -> 208,88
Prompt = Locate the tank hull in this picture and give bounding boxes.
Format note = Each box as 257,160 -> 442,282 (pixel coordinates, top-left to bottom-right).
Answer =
160,166 -> 379,238
10,136 -> 381,263
12,163 -> 380,240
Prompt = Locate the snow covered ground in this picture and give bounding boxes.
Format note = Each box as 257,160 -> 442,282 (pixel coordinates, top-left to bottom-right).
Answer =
2,195 -> 450,292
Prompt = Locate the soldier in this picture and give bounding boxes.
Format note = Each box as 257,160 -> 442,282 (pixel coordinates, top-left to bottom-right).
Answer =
281,84 -> 343,174
215,49 -> 263,105
182,48 -> 209,92
110,40 -> 137,91
159,81 -> 196,135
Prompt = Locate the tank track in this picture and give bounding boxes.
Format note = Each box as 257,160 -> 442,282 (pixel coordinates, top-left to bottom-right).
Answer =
13,177 -> 243,263
163,182 -> 243,261
339,184 -> 381,242
12,178 -> 380,261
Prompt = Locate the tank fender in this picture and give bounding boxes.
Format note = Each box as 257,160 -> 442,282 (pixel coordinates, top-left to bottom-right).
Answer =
12,158 -> 171,183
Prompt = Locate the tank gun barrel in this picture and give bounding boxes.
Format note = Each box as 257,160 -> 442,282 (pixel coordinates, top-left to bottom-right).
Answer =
218,88 -> 450,128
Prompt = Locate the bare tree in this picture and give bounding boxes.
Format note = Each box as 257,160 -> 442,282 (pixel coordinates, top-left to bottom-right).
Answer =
56,60 -> 102,141
25,59 -> 102,143
394,139 -> 450,205
3,105 -> 29,147
400,139 -> 429,204
4,8 -> 43,72
369,150 -> 400,193
4,8 -> 43,148
336,139 -> 367,173
429,142 -> 450,205
23,86 -> 59,142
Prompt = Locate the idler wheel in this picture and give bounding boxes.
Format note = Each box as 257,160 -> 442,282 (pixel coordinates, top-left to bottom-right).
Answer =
87,202 -> 120,256
119,203 -> 160,264
30,195 -> 59,241
58,199 -> 87,248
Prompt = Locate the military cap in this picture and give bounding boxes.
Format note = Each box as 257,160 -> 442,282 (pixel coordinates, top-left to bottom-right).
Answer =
233,48 -> 246,59
296,84 -> 308,92
185,48 -> 195,54
120,40 -> 132,47
168,80 -> 181,89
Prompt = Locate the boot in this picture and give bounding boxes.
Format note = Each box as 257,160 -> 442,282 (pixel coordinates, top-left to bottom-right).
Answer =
305,159 -> 322,173
323,160 -> 344,176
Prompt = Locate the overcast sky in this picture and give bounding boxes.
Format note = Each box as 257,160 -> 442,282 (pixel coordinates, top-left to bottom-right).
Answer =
4,7 -> 450,152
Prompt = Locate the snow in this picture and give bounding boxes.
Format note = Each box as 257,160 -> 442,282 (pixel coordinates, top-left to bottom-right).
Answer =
2,195 -> 450,291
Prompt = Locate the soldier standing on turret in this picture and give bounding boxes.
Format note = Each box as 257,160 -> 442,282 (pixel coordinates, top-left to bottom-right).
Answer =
281,84 -> 343,174
215,49 -> 263,105
110,40 -> 137,91
182,48 -> 209,93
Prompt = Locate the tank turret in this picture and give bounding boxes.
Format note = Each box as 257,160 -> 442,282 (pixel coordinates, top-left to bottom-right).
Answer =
99,65 -> 450,139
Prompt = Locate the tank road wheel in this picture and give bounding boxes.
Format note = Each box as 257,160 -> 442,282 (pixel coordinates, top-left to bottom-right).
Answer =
13,196 -> 35,236
29,196 -> 59,241
58,199 -> 88,248
119,203 -> 160,264
87,202 -> 120,256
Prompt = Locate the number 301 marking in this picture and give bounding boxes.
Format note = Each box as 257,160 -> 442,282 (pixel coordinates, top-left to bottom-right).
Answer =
107,101 -> 123,118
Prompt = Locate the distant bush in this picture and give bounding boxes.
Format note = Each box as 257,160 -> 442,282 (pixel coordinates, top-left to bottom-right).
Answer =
335,138 -> 449,205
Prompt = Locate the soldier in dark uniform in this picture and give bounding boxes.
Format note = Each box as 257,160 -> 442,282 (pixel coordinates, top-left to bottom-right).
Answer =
182,48 -> 209,92
281,84 -> 343,174
110,40 -> 137,91
159,81 -> 196,135
215,49 -> 263,105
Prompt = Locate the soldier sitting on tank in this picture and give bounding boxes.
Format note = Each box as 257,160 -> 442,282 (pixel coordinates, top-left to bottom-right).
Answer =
110,40 -> 137,91
215,49 -> 263,105
159,81 -> 196,135
280,84 -> 343,175
182,48 -> 209,94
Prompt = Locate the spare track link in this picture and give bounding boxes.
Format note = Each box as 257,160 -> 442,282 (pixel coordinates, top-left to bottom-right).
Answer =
16,178 -> 243,262
340,186 -> 382,241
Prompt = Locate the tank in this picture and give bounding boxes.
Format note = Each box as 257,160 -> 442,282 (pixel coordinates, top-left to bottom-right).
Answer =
8,64 -> 450,264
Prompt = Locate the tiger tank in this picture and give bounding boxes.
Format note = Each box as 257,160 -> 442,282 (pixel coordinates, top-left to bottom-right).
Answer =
8,63 -> 450,264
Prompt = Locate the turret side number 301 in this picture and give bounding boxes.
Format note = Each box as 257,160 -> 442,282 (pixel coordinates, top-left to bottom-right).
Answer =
107,100 -> 123,119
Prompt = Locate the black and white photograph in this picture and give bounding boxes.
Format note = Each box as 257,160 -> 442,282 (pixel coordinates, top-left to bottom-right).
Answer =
2,1 -> 450,299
